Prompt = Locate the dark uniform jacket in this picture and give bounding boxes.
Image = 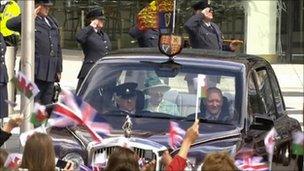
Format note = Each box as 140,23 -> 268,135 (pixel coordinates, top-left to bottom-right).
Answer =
35,16 -> 62,82
129,27 -> 159,47
184,14 -> 224,50
0,33 -> 8,85
0,33 -> 8,118
0,129 -> 11,146
76,26 -> 111,79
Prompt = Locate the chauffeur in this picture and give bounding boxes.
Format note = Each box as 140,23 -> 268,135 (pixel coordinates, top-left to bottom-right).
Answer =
33,0 -> 62,105
0,33 -> 8,118
76,9 -> 111,91
114,83 -> 138,114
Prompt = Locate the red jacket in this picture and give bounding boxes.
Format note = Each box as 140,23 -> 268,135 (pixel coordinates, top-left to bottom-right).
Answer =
166,155 -> 187,171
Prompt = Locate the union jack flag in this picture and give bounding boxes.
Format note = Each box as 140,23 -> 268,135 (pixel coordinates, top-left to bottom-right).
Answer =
235,156 -> 269,171
168,121 -> 185,149
52,89 -> 111,142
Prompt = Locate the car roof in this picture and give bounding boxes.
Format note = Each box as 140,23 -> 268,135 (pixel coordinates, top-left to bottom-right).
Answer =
104,48 -> 266,66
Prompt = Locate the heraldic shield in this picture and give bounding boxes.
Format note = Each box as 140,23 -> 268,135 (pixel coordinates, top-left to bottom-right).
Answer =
158,34 -> 183,57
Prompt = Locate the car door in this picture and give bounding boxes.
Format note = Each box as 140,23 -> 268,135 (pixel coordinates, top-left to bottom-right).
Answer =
247,62 -> 299,167
247,66 -> 276,157
266,65 -> 302,167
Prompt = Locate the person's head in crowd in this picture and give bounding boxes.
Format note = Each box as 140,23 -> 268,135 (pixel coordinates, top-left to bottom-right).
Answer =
20,132 -> 56,171
144,76 -> 170,106
104,147 -> 140,171
0,148 -> 8,169
205,87 -> 223,116
114,83 -> 138,114
86,8 -> 105,30
201,151 -> 238,171
192,1 -> 214,22
35,0 -> 53,17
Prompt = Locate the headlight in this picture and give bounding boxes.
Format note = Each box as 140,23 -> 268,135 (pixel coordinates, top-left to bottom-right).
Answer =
62,153 -> 84,169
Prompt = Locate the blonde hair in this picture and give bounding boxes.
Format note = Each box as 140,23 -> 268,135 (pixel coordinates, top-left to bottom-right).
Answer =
201,151 -> 238,171
20,133 -> 55,171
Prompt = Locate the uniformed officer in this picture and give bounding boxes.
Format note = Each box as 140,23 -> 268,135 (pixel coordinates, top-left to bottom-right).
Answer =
114,83 -> 138,114
0,0 -> 20,46
184,1 -> 236,51
34,0 -> 62,105
129,26 -> 159,47
76,8 -> 111,91
0,33 -> 8,118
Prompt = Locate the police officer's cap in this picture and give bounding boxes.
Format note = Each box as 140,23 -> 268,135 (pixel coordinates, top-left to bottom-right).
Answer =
114,83 -> 138,99
192,1 -> 210,10
35,0 -> 53,6
86,8 -> 106,20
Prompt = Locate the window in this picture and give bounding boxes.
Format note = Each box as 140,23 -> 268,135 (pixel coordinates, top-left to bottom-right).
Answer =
248,72 -> 265,115
81,62 -> 242,124
255,68 -> 276,115
268,69 -> 285,115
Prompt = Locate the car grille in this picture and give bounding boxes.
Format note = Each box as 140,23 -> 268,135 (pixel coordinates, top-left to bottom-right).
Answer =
93,146 -> 157,160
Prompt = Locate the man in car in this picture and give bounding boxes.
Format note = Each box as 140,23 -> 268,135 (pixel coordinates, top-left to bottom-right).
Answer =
201,87 -> 230,121
114,83 -> 138,114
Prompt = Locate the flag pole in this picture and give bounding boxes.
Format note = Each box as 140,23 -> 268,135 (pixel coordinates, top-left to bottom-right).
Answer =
268,154 -> 273,171
195,78 -> 200,120
172,0 -> 176,34
20,0 -> 35,132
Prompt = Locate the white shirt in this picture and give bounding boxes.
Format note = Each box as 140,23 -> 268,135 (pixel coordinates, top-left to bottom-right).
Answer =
44,17 -> 51,27
204,21 -> 211,27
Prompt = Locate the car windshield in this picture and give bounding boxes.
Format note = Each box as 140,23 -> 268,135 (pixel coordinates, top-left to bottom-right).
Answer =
79,59 -> 243,125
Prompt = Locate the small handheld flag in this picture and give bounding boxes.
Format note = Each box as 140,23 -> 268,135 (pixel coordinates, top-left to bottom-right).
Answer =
11,71 -> 39,99
4,153 -> 22,170
292,131 -> 304,155
264,127 -> 278,170
168,121 -> 185,149
30,103 -> 49,126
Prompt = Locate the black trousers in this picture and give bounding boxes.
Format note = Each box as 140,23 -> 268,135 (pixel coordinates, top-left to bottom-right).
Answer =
34,79 -> 54,105
0,84 -> 8,118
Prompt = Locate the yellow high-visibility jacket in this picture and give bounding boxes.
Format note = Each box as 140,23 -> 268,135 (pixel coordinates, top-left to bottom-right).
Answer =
0,0 -> 21,37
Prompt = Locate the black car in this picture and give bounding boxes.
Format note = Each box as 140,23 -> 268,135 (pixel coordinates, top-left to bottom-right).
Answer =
49,48 -> 302,170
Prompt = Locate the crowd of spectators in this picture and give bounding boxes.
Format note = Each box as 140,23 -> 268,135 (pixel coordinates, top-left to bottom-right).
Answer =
0,114 -> 239,171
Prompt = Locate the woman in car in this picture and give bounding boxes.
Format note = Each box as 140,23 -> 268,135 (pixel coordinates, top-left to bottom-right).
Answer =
143,75 -> 179,116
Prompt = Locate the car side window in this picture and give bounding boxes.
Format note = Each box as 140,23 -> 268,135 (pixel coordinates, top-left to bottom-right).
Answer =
268,69 -> 285,114
248,72 -> 265,115
255,68 -> 276,115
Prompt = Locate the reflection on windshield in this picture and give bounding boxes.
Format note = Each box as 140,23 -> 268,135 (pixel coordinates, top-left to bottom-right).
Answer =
80,63 -> 240,124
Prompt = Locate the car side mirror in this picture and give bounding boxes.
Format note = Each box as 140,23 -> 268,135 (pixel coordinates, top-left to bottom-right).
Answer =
249,114 -> 274,130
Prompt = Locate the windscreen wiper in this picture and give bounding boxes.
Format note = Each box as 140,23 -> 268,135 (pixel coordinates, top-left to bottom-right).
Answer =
133,111 -> 183,120
185,114 -> 234,126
